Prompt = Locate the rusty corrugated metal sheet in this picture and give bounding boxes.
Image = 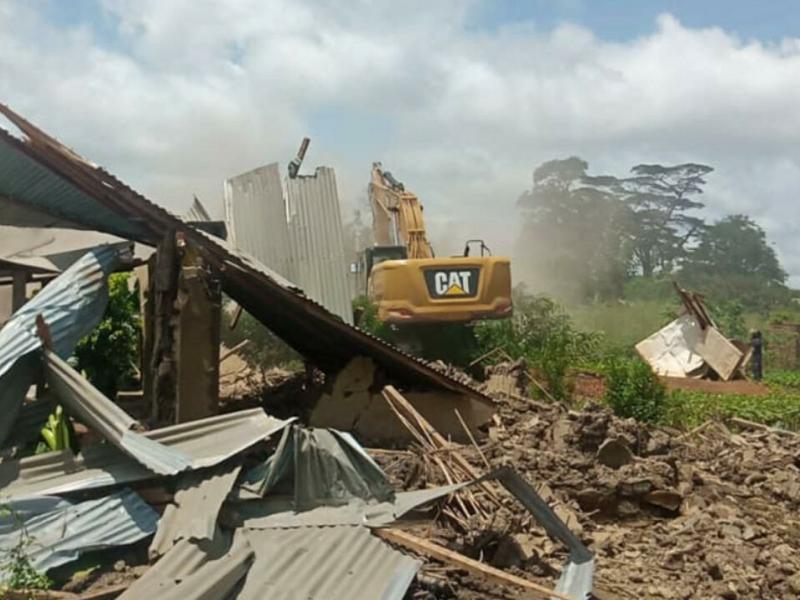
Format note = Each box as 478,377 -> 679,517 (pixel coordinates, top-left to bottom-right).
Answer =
285,166 -> 353,324
0,103 -> 492,407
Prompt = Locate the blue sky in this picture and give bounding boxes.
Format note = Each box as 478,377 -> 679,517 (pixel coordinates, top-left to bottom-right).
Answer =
42,0 -> 800,46
474,0 -> 799,41
4,0 -> 800,284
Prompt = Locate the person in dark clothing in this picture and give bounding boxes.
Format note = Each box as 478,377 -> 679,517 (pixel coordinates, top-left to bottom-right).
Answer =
750,330 -> 763,380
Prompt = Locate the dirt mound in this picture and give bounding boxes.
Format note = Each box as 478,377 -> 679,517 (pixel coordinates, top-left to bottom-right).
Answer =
376,364 -> 800,599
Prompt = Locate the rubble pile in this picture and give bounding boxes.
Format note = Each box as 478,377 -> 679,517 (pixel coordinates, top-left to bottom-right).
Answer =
378,364 -> 800,599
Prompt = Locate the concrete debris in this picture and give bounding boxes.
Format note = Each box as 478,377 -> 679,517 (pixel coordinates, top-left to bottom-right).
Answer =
375,382 -> 800,598
0,103 -> 796,600
596,438 -> 634,470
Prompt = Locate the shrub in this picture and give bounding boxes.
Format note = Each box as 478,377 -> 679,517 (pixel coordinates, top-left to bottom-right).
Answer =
475,289 -> 602,400
603,357 -> 666,424
663,389 -> 800,431
74,273 -> 140,398
0,506 -> 52,592
352,296 -> 394,342
220,304 -> 302,371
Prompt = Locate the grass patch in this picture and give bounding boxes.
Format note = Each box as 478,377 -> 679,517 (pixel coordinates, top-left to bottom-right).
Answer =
662,388 -> 800,431
567,300 -> 675,350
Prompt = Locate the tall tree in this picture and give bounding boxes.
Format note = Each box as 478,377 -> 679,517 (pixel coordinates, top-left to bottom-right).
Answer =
683,214 -> 786,281
681,214 -> 788,309
516,157 -> 631,302
619,163 -> 712,277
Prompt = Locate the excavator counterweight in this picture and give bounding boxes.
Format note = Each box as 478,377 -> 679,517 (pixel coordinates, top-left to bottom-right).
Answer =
365,163 -> 512,325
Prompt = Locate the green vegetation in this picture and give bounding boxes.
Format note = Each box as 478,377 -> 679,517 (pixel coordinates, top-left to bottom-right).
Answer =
220,305 -> 302,371
474,288 -> 601,400
0,506 -> 52,593
74,273 -> 140,398
516,157 -> 792,312
35,405 -> 72,455
663,388 -> 800,432
603,356 -> 667,424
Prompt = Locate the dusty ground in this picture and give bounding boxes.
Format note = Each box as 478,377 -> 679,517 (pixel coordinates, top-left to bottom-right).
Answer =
660,376 -> 770,396
373,364 -> 800,599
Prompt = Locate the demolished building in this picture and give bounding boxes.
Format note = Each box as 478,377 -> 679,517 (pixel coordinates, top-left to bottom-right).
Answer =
0,104 -> 596,599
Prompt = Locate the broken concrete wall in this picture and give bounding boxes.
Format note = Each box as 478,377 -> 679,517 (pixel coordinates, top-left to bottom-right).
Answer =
309,357 -> 494,443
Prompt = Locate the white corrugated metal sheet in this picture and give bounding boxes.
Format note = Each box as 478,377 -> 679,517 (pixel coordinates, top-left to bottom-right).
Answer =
285,167 -> 353,324
224,163 -> 292,282
224,164 -> 353,324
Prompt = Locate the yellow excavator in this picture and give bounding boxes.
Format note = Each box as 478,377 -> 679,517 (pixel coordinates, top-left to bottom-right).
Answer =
365,163 -> 512,328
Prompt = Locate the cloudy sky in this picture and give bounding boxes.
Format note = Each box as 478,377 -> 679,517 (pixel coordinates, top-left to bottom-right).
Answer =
2,0 -> 800,282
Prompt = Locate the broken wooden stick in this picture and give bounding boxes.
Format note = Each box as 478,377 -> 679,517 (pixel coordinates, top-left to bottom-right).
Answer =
729,416 -> 799,438
382,385 -> 501,506
219,339 -> 250,363
374,527 -> 572,600
454,408 -> 492,471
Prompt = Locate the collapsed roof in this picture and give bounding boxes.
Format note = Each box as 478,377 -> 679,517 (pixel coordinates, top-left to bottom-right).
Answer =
0,103 -> 490,405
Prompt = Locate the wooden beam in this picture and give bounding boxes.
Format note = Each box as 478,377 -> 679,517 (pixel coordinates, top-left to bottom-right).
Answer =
382,385 -> 499,504
373,527 -> 571,600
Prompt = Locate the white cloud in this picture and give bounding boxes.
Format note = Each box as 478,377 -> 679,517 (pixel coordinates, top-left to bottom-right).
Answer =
2,2 -> 800,283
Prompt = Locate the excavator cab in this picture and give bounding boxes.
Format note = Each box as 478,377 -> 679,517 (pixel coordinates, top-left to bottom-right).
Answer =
365,245 -> 408,277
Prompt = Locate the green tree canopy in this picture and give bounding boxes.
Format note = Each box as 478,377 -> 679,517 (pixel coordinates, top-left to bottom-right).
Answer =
617,163 -> 712,277
515,157 -> 631,303
680,214 -> 789,309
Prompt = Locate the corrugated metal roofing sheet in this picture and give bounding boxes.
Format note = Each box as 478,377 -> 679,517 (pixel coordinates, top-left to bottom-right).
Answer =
237,425 -> 393,508
0,488 -> 158,572
44,350 -> 193,475
184,197 -> 212,222
224,164 -> 353,324
285,167 -> 354,324
233,483 -> 466,529
0,103 -> 492,409
0,244 -> 124,446
150,463 -> 242,558
0,120 -> 150,241
224,163 -> 292,282
238,526 -> 419,600
120,532 -> 252,600
0,409 -> 292,500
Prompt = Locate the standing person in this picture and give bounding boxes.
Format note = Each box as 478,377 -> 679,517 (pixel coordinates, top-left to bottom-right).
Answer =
750,330 -> 763,380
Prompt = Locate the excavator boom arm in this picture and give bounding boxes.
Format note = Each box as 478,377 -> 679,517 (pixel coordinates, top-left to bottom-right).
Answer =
369,164 -> 434,259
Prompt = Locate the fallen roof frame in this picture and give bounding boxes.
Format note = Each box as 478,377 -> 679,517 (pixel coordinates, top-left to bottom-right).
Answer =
0,103 -> 492,404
